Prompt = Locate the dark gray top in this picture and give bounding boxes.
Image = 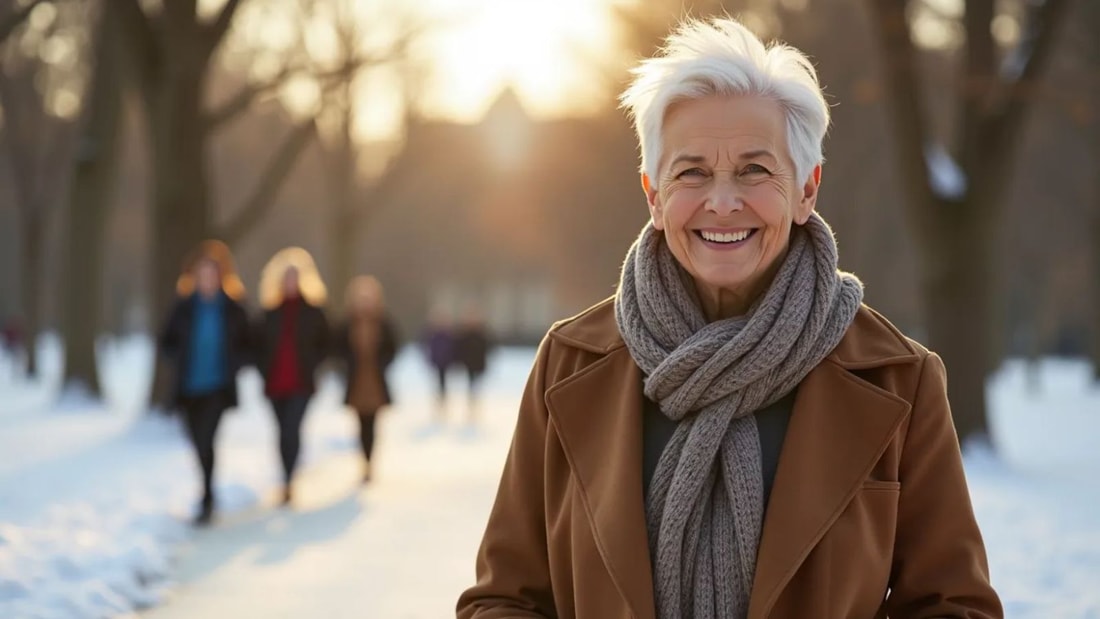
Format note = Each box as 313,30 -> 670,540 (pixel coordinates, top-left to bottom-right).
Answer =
642,388 -> 796,508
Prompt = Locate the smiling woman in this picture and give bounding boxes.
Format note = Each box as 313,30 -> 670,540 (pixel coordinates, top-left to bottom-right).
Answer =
415,0 -> 620,121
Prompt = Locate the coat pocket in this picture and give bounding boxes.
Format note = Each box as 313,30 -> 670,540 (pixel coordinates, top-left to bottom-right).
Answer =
862,480 -> 901,491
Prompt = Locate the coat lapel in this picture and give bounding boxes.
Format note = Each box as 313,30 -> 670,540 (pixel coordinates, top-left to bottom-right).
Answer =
747,360 -> 912,619
546,345 -> 656,619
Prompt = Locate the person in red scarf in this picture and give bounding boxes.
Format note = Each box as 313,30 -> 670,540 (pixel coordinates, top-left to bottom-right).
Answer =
255,248 -> 330,505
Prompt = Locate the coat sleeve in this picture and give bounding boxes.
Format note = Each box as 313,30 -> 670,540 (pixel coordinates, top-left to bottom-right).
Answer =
379,318 -> 399,369
884,352 -> 1003,618
159,301 -> 183,361
456,337 -> 556,619
314,306 -> 331,360
232,302 -> 256,370
250,311 -> 269,373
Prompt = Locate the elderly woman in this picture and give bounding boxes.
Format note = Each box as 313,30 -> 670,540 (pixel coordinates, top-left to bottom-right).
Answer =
457,17 -> 1001,619
160,240 -> 252,526
255,247 -> 330,505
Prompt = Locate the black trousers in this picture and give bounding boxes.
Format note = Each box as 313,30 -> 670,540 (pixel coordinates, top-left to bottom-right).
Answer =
181,390 -> 230,506
435,365 -> 448,400
271,394 -> 310,483
355,409 -> 379,463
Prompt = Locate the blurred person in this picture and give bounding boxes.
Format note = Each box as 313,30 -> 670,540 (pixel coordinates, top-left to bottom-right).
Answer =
159,240 -> 252,526
1,316 -> 25,372
453,304 -> 492,424
334,276 -> 398,483
421,306 -> 455,422
255,248 -> 330,505
458,17 -> 1001,619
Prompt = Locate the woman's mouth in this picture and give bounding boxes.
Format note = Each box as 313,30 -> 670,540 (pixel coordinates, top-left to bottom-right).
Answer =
695,228 -> 758,248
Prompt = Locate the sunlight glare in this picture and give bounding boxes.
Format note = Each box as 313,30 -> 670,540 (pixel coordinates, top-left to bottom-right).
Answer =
414,0 -> 619,122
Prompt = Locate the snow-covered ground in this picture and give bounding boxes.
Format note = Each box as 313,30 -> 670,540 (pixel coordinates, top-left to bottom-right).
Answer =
1,336 -> 1099,618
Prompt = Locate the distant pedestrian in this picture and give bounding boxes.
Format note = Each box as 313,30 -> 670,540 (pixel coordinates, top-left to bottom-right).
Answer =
421,307 -> 455,422
1,316 -> 22,354
254,248 -> 330,506
1,316 -> 24,374
159,240 -> 252,526
334,276 -> 398,483
453,305 -> 492,424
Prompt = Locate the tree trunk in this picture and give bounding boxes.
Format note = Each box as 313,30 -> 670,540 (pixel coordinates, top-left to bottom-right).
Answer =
19,204 -> 45,377
1091,0 -> 1100,382
62,10 -> 124,397
1093,173 -> 1100,382
146,60 -> 213,408
331,206 -> 355,306
329,84 -> 356,306
918,197 -> 992,442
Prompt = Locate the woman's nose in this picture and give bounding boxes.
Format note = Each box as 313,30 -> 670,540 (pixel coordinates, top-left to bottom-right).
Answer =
705,179 -> 744,216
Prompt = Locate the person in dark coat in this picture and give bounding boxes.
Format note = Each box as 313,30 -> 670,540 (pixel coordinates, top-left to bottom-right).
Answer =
335,275 -> 398,483
254,247 -> 330,505
454,305 -> 492,424
159,240 -> 252,526
421,307 -> 454,422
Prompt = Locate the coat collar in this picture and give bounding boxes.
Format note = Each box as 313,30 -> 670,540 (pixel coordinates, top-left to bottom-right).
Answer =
550,297 -> 921,368
546,298 -> 919,619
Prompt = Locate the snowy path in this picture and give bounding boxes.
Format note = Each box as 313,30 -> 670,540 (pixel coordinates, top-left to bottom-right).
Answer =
3,340 -> 1100,619
140,395 -> 516,619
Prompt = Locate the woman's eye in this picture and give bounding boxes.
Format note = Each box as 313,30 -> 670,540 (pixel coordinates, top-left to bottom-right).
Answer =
677,168 -> 706,178
742,164 -> 770,175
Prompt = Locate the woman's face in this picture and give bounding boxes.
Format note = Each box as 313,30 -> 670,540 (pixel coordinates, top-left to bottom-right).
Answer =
644,94 -> 820,316
282,267 -> 300,298
352,285 -> 381,315
194,259 -> 220,299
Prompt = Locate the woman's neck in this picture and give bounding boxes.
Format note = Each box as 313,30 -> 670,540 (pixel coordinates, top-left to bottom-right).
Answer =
697,286 -> 757,321
695,246 -> 789,322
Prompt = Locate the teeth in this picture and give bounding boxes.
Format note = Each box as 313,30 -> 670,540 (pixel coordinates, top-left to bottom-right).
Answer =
701,230 -> 751,243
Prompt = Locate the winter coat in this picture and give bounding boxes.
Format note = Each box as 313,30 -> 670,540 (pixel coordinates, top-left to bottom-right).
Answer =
455,326 -> 491,377
423,327 -> 455,370
457,298 -> 1002,619
255,299 -> 330,397
335,315 -> 399,408
159,292 -> 252,409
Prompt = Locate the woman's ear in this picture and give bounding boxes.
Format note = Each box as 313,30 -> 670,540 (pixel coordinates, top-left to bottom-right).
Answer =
794,165 -> 821,225
642,173 -> 664,230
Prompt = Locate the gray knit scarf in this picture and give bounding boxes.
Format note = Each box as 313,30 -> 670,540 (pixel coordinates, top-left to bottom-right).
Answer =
614,212 -> 863,619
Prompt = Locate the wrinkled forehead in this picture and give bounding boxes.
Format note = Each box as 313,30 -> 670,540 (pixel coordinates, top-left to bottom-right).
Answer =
659,95 -> 790,169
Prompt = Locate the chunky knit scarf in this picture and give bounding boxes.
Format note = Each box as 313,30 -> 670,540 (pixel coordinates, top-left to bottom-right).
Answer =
614,212 -> 863,619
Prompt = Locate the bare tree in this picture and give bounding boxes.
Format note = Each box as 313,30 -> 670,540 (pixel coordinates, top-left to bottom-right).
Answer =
102,0 -> 341,404
867,0 -> 1071,442
61,0 -> 123,396
0,0 -> 79,377
1088,0 -> 1100,381
306,1 -> 428,302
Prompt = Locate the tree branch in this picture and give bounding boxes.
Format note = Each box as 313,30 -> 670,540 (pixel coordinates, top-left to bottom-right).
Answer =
865,0 -> 937,230
0,0 -> 45,45
977,0 -> 1070,202
108,0 -> 160,95
218,117 -> 318,245
959,0 -> 995,171
204,51 -> 399,133
203,0 -> 242,56
204,64 -> 298,132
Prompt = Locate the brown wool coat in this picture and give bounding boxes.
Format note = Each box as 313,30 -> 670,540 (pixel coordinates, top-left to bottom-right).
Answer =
457,298 -> 1002,619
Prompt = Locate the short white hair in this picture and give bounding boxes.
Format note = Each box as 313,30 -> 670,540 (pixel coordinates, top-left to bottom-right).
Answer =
620,16 -> 829,186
